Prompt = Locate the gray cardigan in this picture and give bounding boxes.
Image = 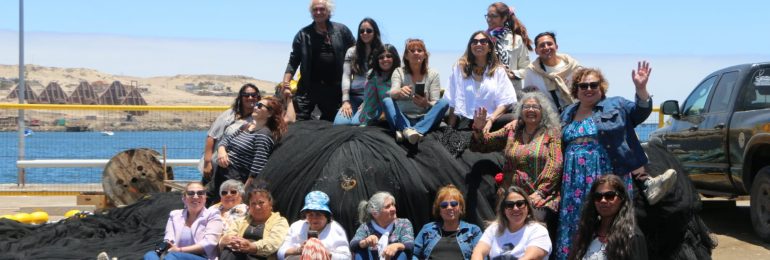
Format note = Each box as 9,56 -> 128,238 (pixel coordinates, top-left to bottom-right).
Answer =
389,67 -> 441,119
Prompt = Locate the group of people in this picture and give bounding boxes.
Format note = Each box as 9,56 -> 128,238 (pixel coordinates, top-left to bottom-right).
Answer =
174,0 -> 699,259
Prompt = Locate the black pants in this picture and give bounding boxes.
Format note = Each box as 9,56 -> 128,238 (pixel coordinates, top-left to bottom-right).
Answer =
294,81 -> 341,121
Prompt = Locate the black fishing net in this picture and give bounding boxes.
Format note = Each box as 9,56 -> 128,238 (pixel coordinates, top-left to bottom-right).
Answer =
0,121 -> 714,259
0,192 -> 183,259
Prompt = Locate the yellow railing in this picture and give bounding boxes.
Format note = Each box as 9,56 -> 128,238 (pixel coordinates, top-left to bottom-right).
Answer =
0,103 -> 228,111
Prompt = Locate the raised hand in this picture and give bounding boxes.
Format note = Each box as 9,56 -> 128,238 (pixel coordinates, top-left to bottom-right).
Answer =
472,107 -> 488,132
632,61 -> 652,92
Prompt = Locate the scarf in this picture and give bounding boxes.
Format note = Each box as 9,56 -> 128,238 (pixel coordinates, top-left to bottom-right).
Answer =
487,26 -> 512,66
528,53 -> 580,106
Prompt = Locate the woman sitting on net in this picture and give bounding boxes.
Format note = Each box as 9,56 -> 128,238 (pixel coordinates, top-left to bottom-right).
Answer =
277,191 -> 351,260
219,183 -> 289,260
350,191 -> 414,260
208,180 -> 248,228
144,182 -> 224,260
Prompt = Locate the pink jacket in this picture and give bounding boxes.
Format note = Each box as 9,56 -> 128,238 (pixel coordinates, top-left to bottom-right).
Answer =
164,207 -> 224,260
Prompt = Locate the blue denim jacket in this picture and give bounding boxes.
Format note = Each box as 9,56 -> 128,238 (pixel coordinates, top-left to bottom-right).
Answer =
560,95 -> 652,175
412,221 -> 482,260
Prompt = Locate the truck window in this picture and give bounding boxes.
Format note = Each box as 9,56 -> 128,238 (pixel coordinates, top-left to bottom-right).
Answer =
708,71 -> 738,113
682,75 -> 718,117
739,68 -> 770,111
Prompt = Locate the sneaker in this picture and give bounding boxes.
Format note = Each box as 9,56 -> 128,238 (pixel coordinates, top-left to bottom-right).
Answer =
395,130 -> 404,142
644,169 -> 678,205
97,252 -> 109,260
403,128 -> 423,144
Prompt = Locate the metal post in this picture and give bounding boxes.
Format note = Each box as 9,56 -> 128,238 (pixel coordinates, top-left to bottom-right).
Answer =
17,0 -> 26,187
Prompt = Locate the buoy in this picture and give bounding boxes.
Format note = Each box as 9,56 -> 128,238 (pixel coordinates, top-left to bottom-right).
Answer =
29,211 -> 49,224
14,213 -> 32,224
64,209 -> 81,218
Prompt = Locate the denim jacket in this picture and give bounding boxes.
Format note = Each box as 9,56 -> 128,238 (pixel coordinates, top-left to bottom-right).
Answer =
284,20 -> 355,93
560,95 -> 652,175
412,221 -> 482,260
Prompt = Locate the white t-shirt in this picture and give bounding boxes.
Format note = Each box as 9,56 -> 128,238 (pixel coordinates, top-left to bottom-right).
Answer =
523,59 -> 574,108
479,222 -> 551,259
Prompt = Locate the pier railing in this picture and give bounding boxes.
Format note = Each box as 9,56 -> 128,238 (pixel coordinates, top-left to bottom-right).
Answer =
0,103 -> 228,194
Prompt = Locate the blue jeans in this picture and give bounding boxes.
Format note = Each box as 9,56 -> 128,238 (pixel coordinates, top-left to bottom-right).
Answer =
353,249 -> 408,260
382,98 -> 449,134
144,251 -> 206,260
333,94 -> 365,125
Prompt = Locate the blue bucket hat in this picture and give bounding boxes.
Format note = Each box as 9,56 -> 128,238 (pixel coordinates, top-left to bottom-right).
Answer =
300,191 -> 332,215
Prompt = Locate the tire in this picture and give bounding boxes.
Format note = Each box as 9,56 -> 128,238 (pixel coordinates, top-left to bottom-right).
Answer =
750,166 -> 770,242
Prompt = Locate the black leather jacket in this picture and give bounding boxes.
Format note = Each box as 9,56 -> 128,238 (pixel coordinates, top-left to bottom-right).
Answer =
284,20 -> 355,93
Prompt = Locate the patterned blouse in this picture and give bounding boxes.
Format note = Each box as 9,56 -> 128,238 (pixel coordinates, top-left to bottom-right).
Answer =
471,127 -> 563,211
358,72 -> 391,125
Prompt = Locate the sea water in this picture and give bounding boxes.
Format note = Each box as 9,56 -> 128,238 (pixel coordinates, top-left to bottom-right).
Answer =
0,131 -> 206,183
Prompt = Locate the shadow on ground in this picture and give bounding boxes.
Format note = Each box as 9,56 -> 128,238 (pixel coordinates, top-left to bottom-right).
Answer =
700,200 -> 770,250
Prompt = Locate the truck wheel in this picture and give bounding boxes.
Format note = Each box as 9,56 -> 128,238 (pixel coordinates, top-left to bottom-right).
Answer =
751,166 -> 770,242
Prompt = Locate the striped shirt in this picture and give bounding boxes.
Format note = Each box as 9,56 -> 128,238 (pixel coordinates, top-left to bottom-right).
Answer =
218,127 -> 275,180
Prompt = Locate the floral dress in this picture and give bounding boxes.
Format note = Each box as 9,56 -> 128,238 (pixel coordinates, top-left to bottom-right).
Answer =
555,117 -> 633,260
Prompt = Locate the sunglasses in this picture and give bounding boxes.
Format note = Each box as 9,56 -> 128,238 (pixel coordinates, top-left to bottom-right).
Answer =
503,199 -> 527,209
240,93 -> 260,98
186,190 -> 206,197
471,39 -> 490,46
439,201 -> 459,209
577,81 -> 601,90
484,14 -> 500,19
378,53 -> 393,60
220,190 -> 238,196
593,191 -> 620,202
359,28 -> 374,34
255,102 -> 272,111
312,7 -> 327,13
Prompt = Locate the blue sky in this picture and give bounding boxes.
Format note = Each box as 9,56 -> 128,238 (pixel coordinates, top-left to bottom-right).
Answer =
1,0 -> 769,103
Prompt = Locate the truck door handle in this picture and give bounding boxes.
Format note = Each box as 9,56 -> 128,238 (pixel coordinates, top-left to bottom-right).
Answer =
714,123 -> 725,130
689,126 -> 699,131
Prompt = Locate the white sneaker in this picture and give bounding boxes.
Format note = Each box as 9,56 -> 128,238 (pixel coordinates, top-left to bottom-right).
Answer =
403,128 -> 423,144
645,169 -> 678,205
395,130 -> 404,142
97,252 -> 109,260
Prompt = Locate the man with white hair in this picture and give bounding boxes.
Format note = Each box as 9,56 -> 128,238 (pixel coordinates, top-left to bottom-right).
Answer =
282,0 -> 355,121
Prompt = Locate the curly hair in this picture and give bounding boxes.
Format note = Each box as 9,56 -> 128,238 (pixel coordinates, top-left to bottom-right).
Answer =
570,68 -> 609,99
489,2 -> 532,51
457,31 -> 502,78
431,184 -> 466,219
231,83 -> 260,120
307,0 -> 334,16
350,18 -> 383,75
512,91 -> 561,137
568,174 -> 636,260
495,186 -> 536,236
261,96 -> 288,142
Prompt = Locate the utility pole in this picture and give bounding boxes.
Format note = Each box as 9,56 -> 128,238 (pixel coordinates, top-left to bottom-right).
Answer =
17,0 -> 26,187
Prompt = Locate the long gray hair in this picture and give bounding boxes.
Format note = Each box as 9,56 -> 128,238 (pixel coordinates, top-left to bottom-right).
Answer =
357,191 -> 395,224
513,91 -> 561,134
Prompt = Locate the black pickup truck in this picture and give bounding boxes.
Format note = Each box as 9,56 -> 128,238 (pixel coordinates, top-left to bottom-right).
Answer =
647,62 -> 770,240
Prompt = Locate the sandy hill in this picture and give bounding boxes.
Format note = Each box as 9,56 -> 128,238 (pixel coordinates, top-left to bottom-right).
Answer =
0,64 -> 277,106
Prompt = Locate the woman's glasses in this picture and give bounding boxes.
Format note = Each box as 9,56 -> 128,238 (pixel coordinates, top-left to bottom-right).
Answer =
240,93 -> 260,98
378,53 -> 393,60
577,81 -> 601,90
522,104 -> 541,111
255,102 -> 272,111
359,28 -> 374,34
593,191 -> 620,202
439,201 -> 459,209
186,190 -> 206,197
503,199 -> 527,209
484,14 -> 500,19
220,190 -> 238,196
471,39 -> 490,46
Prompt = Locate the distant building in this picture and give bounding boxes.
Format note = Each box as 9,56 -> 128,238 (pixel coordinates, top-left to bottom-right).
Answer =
38,82 -> 69,104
